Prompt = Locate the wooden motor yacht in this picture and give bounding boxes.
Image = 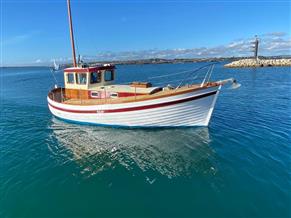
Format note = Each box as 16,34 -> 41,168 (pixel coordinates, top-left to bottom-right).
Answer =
47,0 -> 240,127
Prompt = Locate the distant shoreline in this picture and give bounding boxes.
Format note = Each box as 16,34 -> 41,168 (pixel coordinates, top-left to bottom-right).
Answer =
1,56 -> 290,68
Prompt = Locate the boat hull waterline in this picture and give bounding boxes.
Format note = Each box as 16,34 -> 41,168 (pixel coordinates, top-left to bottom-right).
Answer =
48,85 -> 221,127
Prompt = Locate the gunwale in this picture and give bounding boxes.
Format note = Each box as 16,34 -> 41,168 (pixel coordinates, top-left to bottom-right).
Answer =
48,83 -> 219,106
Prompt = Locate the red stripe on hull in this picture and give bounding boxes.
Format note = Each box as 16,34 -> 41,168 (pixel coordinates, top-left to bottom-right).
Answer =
48,91 -> 217,114
117,92 -> 146,97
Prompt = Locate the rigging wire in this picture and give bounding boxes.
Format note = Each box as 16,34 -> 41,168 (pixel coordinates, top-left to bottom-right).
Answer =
154,78 -> 189,86
73,27 -> 81,65
117,62 -> 218,87
49,68 -> 59,85
148,68 -> 197,79
189,72 -> 203,85
147,62 -> 218,80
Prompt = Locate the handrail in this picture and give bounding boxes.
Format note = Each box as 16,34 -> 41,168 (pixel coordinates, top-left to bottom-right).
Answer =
200,64 -> 214,87
174,63 -> 217,90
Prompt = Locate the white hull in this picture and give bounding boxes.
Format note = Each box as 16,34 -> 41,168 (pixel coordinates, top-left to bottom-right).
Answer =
48,86 -> 221,127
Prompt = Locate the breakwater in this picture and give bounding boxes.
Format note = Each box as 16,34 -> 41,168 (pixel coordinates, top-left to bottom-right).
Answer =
224,58 -> 291,68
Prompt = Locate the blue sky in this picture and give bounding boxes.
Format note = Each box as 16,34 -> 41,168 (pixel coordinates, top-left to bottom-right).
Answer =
1,0 -> 290,66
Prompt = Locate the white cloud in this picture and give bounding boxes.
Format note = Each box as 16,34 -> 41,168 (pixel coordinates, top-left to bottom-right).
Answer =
262,32 -> 286,37
16,31 -> 290,66
79,32 -> 290,61
1,34 -> 31,46
1,31 -> 40,46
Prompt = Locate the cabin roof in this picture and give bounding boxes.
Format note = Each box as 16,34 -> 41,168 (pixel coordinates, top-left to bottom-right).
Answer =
64,64 -> 115,73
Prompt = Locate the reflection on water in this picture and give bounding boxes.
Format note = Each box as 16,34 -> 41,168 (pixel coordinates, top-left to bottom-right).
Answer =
47,118 -> 216,180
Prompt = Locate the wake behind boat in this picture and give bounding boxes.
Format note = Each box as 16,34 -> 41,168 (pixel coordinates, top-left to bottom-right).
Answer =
47,0 -> 240,127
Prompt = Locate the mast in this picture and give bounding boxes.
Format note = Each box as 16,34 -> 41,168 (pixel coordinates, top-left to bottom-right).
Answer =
67,0 -> 77,67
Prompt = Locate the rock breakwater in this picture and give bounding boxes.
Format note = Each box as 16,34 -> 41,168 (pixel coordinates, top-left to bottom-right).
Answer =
224,58 -> 291,68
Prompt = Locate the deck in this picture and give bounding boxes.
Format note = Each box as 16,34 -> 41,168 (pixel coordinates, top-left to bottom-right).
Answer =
48,83 -> 218,106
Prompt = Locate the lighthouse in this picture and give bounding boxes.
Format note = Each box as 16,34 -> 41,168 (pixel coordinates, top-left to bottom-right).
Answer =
252,35 -> 259,62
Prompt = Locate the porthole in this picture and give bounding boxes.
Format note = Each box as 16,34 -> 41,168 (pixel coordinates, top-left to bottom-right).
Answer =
91,91 -> 100,98
110,93 -> 118,98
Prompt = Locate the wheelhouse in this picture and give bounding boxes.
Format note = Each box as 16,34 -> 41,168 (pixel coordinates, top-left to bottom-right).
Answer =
63,64 -> 115,90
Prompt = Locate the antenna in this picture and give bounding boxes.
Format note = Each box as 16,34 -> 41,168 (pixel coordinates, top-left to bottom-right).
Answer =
67,0 -> 77,67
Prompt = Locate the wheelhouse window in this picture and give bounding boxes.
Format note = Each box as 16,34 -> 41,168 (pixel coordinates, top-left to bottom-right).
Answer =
104,70 -> 114,81
76,73 -> 87,85
67,73 -> 74,84
90,72 -> 101,84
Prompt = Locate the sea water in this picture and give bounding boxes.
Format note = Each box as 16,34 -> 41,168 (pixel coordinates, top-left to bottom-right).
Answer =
0,63 -> 290,217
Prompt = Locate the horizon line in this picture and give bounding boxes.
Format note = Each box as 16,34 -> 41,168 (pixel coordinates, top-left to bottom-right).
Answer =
1,55 -> 291,68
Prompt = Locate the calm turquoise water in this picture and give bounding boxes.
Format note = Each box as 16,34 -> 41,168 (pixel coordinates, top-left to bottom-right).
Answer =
0,63 -> 290,217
